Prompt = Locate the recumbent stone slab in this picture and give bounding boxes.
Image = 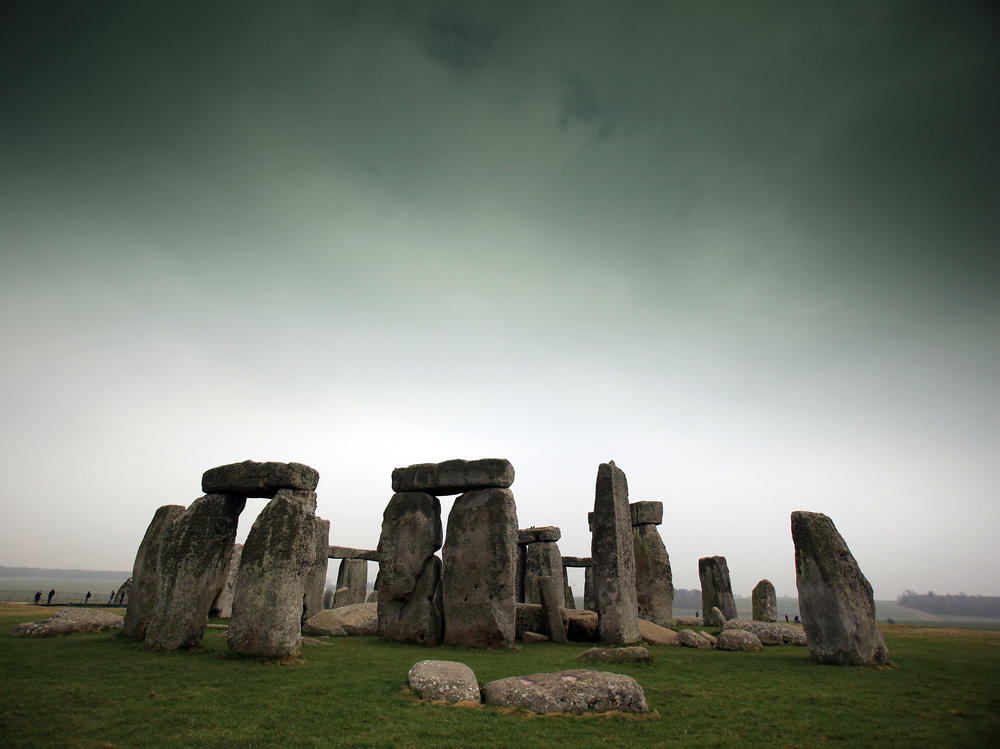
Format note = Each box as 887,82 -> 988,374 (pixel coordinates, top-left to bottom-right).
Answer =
202,460 -> 319,497
482,670 -> 650,714
392,458 -> 514,496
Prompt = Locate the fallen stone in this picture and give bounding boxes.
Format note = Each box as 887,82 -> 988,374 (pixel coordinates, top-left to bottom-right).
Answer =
123,504 -> 186,639
708,606 -> 727,626
674,617 -> 702,627
717,629 -> 763,651
409,660 -> 481,703
722,618 -> 807,646
629,501 -> 663,526
517,526 -> 561,544
522,631 -> 549,643
13,608 -> 123,637
392,458 -> 514,496
303,603 -> 377,636
699,556 -> 737,623
752,579 -> 777,622
591,461 -> 639,644
638,619 -> 678,646
481,670 -> 650,714
202,460 -> 319,497
575,645 -> 652,664
698,630 -> 717,646
675,629 -> 713,649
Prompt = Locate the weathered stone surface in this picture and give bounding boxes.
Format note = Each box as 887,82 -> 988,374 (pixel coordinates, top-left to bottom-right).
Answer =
583,567 -> 595,612
699,556 -> 737,623
698,630 -> 717,646
722,618 -> 806,646
13,608 -> 123,637
562,567 -> 575,609
717,629 -> 763,651
638,619 -> 678,646
539,575 -> 567,643
115,578 -> 132,605
408,660 -> 481,703
377,492 -> 443,645
482,670 -> 650,714
144,494 -> 246,650
674,616 -> 702,627
328,545 -> 379,561
443,488 -> 518,648
575,645 -> 652,664
333,558 -> 367,608
210,543 -> 243,619
516,604 -> 599,642
523,541 -> 563,605
591,461 -> 639,644
752,579 -> 777,622
708,606 -> 727,626
202,460 -> 319,497
523,631 -> 549,643
518,526 -> 561,544
392,458 -> 514,496
676,629 -> 713,649
562,556 -> 592,567
303,521 -> 330,623
633,523 -> 673,628
226,490 -> 318,658
792,511 -> 890,666
303,603 -> 377,636
629,501 -> 663,526
123,504 -> 186,639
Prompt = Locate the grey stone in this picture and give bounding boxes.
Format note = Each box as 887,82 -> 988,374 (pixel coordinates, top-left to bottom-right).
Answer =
302,520 -> 330,623
792,511 -> 890,665
392,458 -> 514,496
333,558 -> 367,608
482,670 -> 650,714
408,660 -> 481,703
227,489 -> 319,658
633,522 -> 673,628
699,556 -> 737,623
561,556 -> 592,567
562,567 -> 575,609
717,629 -> 763,652
517,526 -> 561,544
366,590 -> 378,603
676,629 -> 713,649
123,505 -> 185,639
443,488 -> 518,648
13,608 -> 123,637
721,618 -> 807,646
583,566 -> 595,612
303,602 -> 377,636
698,630 -> 717,646
522,631 -> 549,643
209,543 -> 243,619
752,579 -> 777,622
708,606 -> 727,626
539,575 -> 567,643
575,645 -> 652,663
591,461 -> 639,644
629,501 -> 663,526
202,460 -> 319,497
523,541 -> 563,605
144,494 -> 246,650
638,619 -> 678,645
377,492 -> 443,645
328,545 -> 379,561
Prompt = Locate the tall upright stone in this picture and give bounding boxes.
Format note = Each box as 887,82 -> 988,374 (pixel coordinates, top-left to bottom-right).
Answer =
377,492 -> 443,645
227,489 -> 319,658
752,579 -> 777,622
333,558 -> 368,608
591,461 -> 639,644
144,494 -> 246,650
302,519 -> 330,623
791,511 -> 889,666
699,556 -> 737,624
442,488 -> 519,648
519,527 -> 563,605
123,504 -> 186,639
630,501 -> 673,628
210,543 -> 243,619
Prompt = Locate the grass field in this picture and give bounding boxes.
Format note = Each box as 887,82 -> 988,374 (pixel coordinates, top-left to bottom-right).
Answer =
2,603 -> 998,748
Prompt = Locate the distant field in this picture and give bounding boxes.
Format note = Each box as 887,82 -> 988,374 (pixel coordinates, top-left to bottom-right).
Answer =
0,577 -> 132,605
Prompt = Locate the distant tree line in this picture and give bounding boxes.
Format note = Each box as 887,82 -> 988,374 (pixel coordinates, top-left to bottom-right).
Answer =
897,590 -> 1000,617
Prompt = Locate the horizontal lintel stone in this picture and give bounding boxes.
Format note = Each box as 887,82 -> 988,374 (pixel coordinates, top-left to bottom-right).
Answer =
328,546 -> 379,561
562,556 -> 593,567
391,458 -> 514,496
202,460 -> 319,498
518,526 -> 561,544
629,501 -> 663,526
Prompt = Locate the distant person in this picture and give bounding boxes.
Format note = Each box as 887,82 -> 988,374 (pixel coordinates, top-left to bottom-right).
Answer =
109,590 -> 116,604
46,589 -> 55,605
117,589 -> 126,606
785,614 -> 789,623
84,591 -> 91,606
695,611 -> 699,619
33,590 -> 42,605
793,615 -> 800,624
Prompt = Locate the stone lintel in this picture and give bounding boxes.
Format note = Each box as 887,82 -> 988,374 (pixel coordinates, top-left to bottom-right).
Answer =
328,545 -> 379,561
562,556 -> 593,567
517,526 -> 561,544
629,501 -> 663,526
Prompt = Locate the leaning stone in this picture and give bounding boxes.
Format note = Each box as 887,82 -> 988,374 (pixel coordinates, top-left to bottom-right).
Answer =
227,490 -> 319,658
708,606 -> 727,627
717,629 -> 763,652
523,541 -> 562,604
575,645 -> 652,664
629,501 -> 663,526
202,460 -> 319,497
303,603 -> 377,636
698,630 -> 717,646
123,504 -> 186,639
302,520 -> 330,623
722,618 -> 806,646
752,579 -> 777,622
333,558 -> 367,608
591,461 -> 639,644
633,522 -> 673,627
522,631 -> 549,643
539,575 -> 567,643
144,494 -> 246,650
392,458 -> 514,496
482,670 -> 650,714
13,608 -> 123,637
443,488 -> 518,648
792,511 -> 890,665
409,660 -> 481,703
210,543 -> 243,619
675,629 -> 713,649
699,556 -> 738,623
638,619 -> 678,646
517,526 -> 561,544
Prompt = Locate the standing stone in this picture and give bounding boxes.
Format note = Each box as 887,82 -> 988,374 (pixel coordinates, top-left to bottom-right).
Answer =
123,504 -> 186,639
583,567 -> 595,612
144,494 -> 246,650
562,567 -> 576,609
699,556 -> 737,624
333,558 -> 368,608
377,492 -> 443,645
752,579 -> 777,622
302,519 -> 330,623
227,490 -> 319,658
442,488 -> 519,648
538,575 -> 568,643
630,501 -> 673,628
209,543 -> 243,619
591,461 -> 639,644
523,542 -> 563,605
791,511 -> 889,666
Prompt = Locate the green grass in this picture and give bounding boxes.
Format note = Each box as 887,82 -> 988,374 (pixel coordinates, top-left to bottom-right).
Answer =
1,605 -> 998,748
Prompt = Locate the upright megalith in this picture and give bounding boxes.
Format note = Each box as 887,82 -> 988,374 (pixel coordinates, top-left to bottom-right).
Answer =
791,511 -> 889,666
519,527 -> 563,605
591,461 -> 639,644
302,519 -> 330,623
377,491 -> 444,645
443,487 -> 519,648
227,489 -> 321,658
630,501 -> 673,628
210,543 -> 243,619
333,558 -> 368,608
392,458 -> 514,496
202,460 -> 319,497
144,494 -> 246,650
699,556 -> 737,624
123,504 -> 186,639
752,579 -> 777,622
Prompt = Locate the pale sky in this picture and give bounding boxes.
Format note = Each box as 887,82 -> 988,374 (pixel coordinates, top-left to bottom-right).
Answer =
2,1 -> 998,599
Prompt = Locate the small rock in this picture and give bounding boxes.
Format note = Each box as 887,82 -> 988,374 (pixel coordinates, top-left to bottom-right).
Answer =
575,645 -> 652,663
409,660 -> 481,703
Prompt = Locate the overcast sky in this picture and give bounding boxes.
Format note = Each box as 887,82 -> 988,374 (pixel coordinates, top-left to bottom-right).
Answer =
2,1 -> 998,600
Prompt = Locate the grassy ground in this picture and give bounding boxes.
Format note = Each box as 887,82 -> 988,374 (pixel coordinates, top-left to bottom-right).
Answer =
1,604 -> 998,748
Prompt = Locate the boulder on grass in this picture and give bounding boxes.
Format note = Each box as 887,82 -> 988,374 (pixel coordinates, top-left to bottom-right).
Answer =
481,670 -> 650,714
408,660 -> 481,703
13,608 -> 123,637
722,618 -> 807,646
638,619 -> 678,645
716,629 -> 763,652
676,629 -> 713,649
